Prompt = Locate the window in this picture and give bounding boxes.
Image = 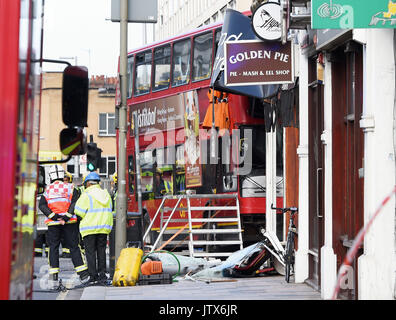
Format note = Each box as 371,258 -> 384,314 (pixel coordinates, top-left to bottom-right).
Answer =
172,39 -> 191,87
192,32 -> 213,82
99,113 -> 116,136
175,144 -> 185,194
139,149 -> 155,200
66,158 -> 75,175
99,156 -> 116,177
134,50 -> 152,96
153,45 -> 171,92
127,55 -> 134,98
154,147 -> 174,197
128,155 -> 134,194
212,12 -> 218,23
214,28 -> 221,57
238,126 -> 267,198
220,5 -> 227,19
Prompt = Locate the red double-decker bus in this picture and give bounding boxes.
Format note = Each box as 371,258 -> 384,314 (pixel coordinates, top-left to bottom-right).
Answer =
120,17 -> 284,253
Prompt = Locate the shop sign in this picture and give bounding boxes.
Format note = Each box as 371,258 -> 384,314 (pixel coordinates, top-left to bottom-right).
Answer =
224,40 -> 293,86
312,0 -> 396,29
211,8 -> 279,99
251,2 -> 282,41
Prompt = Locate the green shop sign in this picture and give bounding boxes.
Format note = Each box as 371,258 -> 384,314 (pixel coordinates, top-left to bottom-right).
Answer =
312,0 -> 396,29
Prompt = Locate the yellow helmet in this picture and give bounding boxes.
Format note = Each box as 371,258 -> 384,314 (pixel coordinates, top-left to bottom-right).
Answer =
64,171 -> 73,183
113,172 -> 117,184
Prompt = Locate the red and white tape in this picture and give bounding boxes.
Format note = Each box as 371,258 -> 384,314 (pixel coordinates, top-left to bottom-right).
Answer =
331,185 -> 396,300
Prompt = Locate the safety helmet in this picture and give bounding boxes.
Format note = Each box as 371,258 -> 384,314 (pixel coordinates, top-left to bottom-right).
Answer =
48,164 -> 65,183
113,172 -> 117,184
64,171 -> 73,183
84,172 -> 101,184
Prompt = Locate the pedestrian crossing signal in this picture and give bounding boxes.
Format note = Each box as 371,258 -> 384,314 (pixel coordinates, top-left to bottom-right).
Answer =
86,142 -> 102,172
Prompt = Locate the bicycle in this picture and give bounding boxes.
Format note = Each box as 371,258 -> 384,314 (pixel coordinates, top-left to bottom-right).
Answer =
271,204 -> 298,283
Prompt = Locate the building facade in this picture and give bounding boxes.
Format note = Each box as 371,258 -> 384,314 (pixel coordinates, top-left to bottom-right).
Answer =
292,15 -> 396,301
40,72 -> 117,182
155,0 -> 251,41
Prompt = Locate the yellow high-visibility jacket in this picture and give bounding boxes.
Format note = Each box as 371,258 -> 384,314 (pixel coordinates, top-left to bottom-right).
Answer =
21,183 -> 36,234
74,184 -> 113,238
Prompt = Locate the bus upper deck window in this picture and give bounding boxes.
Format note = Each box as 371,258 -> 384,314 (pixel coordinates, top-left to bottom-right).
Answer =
172,39 -> 191,87
127,55 -> 134,98
134,50 -> 152,96
153,45 -> 171,92
192,32 -> 213,82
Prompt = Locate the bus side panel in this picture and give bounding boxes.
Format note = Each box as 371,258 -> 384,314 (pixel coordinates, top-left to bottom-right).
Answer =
0,0 -> 21,300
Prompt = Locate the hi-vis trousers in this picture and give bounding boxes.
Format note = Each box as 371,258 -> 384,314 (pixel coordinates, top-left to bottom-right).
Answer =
46,223 -> 87,275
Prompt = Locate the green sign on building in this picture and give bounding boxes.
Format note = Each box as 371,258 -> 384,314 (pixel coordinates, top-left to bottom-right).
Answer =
312,0 -> 396,29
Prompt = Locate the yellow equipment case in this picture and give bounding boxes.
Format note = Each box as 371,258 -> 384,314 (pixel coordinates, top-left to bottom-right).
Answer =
112,247 -> 143,287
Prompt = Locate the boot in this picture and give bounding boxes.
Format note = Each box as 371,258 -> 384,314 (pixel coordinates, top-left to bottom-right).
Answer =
79,270 -> 89,283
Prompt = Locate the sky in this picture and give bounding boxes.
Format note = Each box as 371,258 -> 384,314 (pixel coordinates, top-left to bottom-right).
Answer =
43,0 -> 152,77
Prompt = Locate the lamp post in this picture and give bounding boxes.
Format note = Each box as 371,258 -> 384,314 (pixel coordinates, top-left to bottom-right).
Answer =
115,0 -> 128,262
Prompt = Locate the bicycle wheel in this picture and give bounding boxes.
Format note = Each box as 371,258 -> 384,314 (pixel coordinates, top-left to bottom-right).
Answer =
284,232 -> 295,283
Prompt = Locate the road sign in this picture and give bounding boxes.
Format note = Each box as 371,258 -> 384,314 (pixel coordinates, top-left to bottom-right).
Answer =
111,0 -> 157,23
312,0 -> 396,29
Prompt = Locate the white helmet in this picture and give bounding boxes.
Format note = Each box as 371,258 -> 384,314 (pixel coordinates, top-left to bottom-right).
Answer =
48,164 -> 65,182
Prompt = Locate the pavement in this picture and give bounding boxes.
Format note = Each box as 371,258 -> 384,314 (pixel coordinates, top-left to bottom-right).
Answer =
78,275 -> 321,300
33,255 -> 321,301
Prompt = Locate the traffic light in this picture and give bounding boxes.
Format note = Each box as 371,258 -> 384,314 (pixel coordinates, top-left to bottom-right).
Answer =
86,142 -> 102,172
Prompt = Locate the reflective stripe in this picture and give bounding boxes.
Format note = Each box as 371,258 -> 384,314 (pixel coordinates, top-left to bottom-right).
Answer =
80,224 -> 113,232
75,205 -> 87,214
88,194 -> 94,211
86,208 -> 113,214
47,198 -> 70,204
47,220 -> 62,226
165,181 -> 173,193
35,248 -> 43,253
75,265 -> 88,273
49,267 -> 59,274
46,219 -> 77,226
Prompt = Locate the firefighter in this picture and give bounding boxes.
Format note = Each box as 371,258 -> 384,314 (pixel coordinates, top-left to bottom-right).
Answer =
62,171 -> 85,256
59,171 -> 73,258
74,172 -> 113,283
162,170 -> 173,194
38,164 -> 89,282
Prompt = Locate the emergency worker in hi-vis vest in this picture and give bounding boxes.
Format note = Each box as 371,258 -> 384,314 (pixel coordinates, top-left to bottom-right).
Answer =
38,164 -> 89,282
74,172 -> 113,284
